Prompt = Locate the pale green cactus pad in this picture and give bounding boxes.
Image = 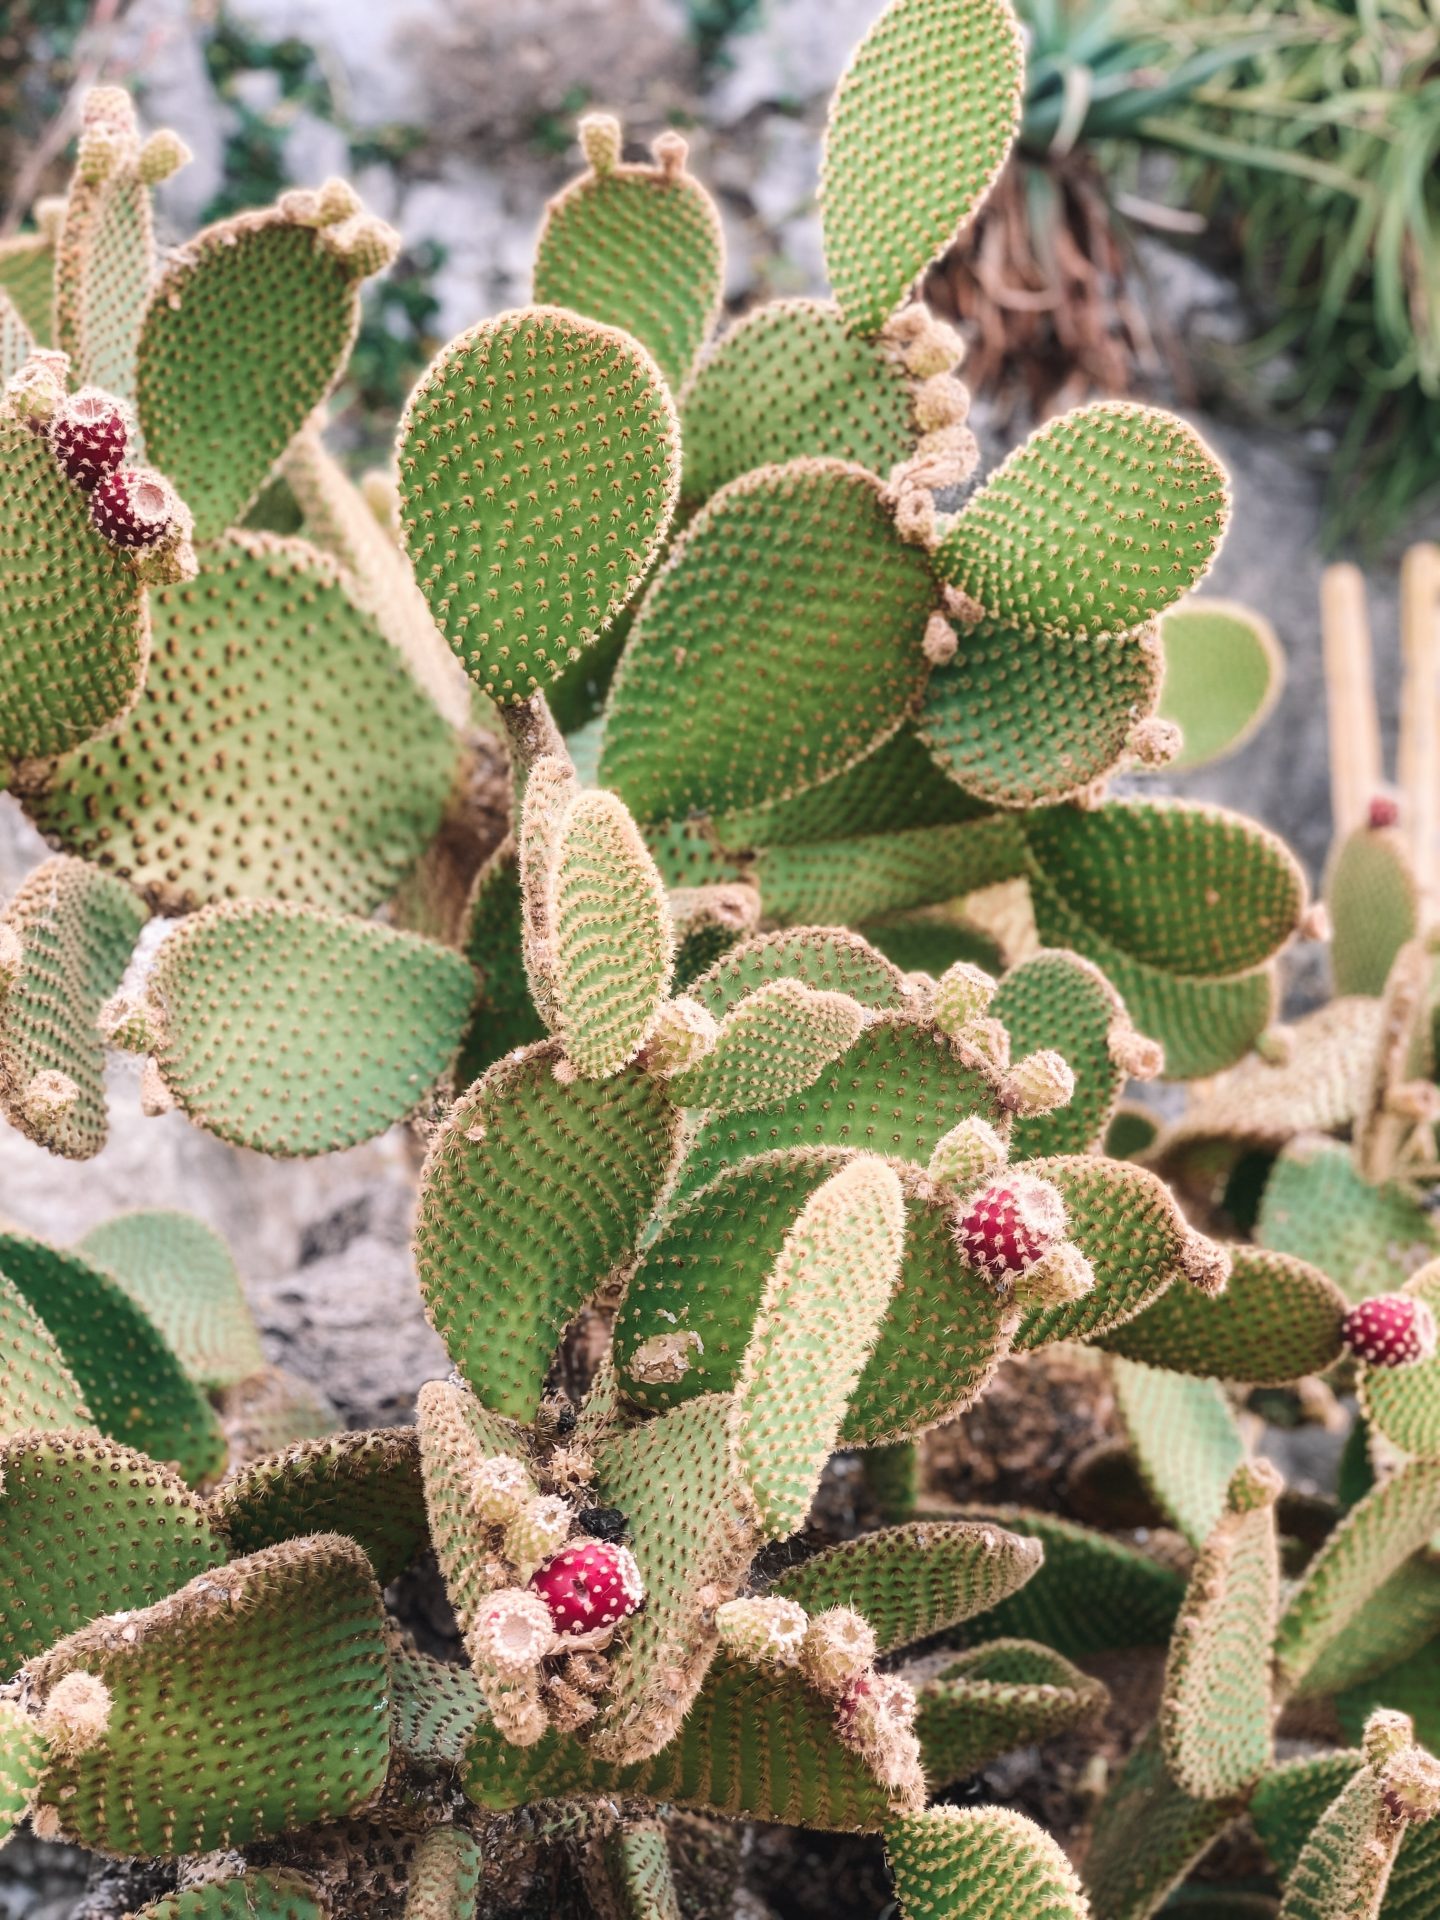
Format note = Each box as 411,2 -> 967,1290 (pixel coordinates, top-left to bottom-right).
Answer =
820,0 -> 1024,338
129,1872 -> 330,1919
0,1270 -> 91,1436
1257,1139 -> 1439,1303
600,460 -> 938,823
0,1428 -> 226,1672
30,1534 -> 391,1856
78,1209 -> 264,1389
54,124 -> 154,400
414,1040 -> 681,1421
1357,1264 -> 1440,1458
663,979 -> 865,1114
143,900 -> 475,1155
1326,821 -> 1420,999
1272,1735 -> 1429,1920
0,415 -> 150,765
26,532 -> 460,915
990,949 -> 1132,1157
0,854 -> 146,1159
397,306 -> 679,703
1100,1246 -> 1346,1384
1081,1730 -> 1235,1920
415,1376 -> 530,1655
756,815 -> 1025,928
884,1805 -> 1091,1920
0,1231 -> 225,1481
938,404 -> 1230,637
1156,599 -> 1283,770
0,293 -> 32,384
0,1701 -> 47,1846
403,1826 -> 484,1920
212,1429 -> 426,1585
1253,1750 -> 1440,1920
533,127 -> 723,394
137,205 -> 382,539
915,1641 -> 1106,1788
680,300 -> 917,506
1113,1359 -> 1247,1549
1309,1553 -> 1440,1702
456,840 -> 547,1082
0,232 -> 55,342
686,926 -> 912,1019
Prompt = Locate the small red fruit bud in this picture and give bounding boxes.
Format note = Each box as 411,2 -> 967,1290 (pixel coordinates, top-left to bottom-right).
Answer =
1368,795 -> 1400,831
89,466 -> 186,549
955,1174 -> 1066,1283
50,388 -> 129,489
1343,1293 -> 1437,1369
529,1538 -> 644,1639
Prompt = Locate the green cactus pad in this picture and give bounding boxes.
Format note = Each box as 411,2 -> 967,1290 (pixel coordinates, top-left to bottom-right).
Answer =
680,299 -> 916,505
456,840 -> 547,1083
665,979 -> 865,1113
212,1429 -> 426,1584
1159,1463 -> 1280,1797
397,306 -> 679,704
1309,1553 -> 1440,1702
31,1534 -> 391,1856
916,1640 -> 1105,1788
0,855 -> 146,1160
0,1700 -> 47,1844
1326,824 -> 1420,999
919,618 -> 1163,807
1156,600 -> 1284,771
990,949 -> 1130,1157
589,1393 -> 759,1763
55,155 -> 153,399
1113,1359 -> 1247,1548
0,233 -> 55,342
860,915 -> 1004,978
27,532 -> 459,916
687,926 -> 913,1018
217,1366 -> 340,1467
1251,1751 -> 1362,1879
1099,1247 -> 1346,1384
600,460 -> 937,823
668,881 -> 762,988
1275,1458 -> 1440,1695
0,1270 -> 91,1436
1274,1755 -> 1414,1920
390,1643 -> 485,1771
549,787 -> 674,1077
820,0 -> 1024,337
137,207 -> 374,539
403,1828 -> 483,1919
1082,1729 -> 1237,1920
0,1231 -> 225,1482
0,292 -> 33,383
938,404 -> 1230,637
144,900 -> 475,1155
77,1210 -> 263,1389
416,1377 -> 531,1652
770,1520 -> 1041,1650
885,1805 -> 1090,1920
600,1821 -> 681,1920
948,1506 -> 1185,1656
1357,1264 -> 1440,1458
128,1872 -> 330,1919
676,1011 -> 1006,1202
757,816 -> 1027,927
415,1041 -> 681,1421
0,1428 -> 226,1674
533,135 -> 723,394
1257,1139 -> 1439,1303
0,416 -> 151,766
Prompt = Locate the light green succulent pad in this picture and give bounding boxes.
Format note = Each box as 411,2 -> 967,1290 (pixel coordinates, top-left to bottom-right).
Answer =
78,1208 -> 264,1389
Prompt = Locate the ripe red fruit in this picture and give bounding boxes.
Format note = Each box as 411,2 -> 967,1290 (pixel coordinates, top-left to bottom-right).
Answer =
1343,1293 -> 1437,1369
1368,795 -> 1400,831
955,1175 -> 1066,1282
50,388 -> 128,489
529,1538 -> 644,1639
89,466 -> 183,549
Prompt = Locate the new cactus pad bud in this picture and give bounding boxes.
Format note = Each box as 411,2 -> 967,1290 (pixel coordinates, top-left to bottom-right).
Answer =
97,993 -> 155,1053
137,127 -> 191,184
316,177 -> 363,226
22,1070 -> 78,1128
922,611 -> 958,665
0,923 -> 21,992
800,1607 -> 877,1693
486,1671 -> 549,1747
834,1671 -> 923,1795
1179,1228 -> 1232,1296
39,1672 -> 112,1755
933,960 -> 996,1035
1108,1020 -> 1164,1080
579,112 -> 624,175
647,995 -> 719,1076
1001,1048 -> 1076,1117
1127,716 -> 1183,769
1015,1241 -> 1095,1309
6,350 -> 69,427
928,1115 -> 1007,1190
468,1589 -> 555,1675
89,466 -> 188,550
1362,1712 -> 1440,1823
715,1595 -> 809,1666
912,371 -> 969,432
529,1539 -> 645,1641
651,130 -> 689,178
955,1174 -> 1067,1283
504,1493 -> 573,1575
49,389 -> 130,489
1343,1293 -> 1438,1368
470,1453 -> 532,1525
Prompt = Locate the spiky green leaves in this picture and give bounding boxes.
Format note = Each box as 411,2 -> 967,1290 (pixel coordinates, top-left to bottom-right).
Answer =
0,855 -> 145,1159
138,205 -> 387,538
26,533 -> 459,915
820,0 -> 1024,337
30,1535 -> 390,1855
534,127 -> 723,392
415,1041 -> 681,1421
397,307 -> 679,703
885,1806 -> 1091,1920
0,414 -> 150,764
733,1155 -> 905,1536
78,1209 -> 263,1389
0,1429 -> 226,1672
1156,599 -> 1283,770
600,460 -> 937,822
937,404 -> 1230,638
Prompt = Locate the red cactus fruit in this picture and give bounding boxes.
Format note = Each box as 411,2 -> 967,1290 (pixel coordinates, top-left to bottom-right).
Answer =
50,389 -> 128,489
1368,795 -> 1400,830
835,1670 -> 917,1742
955,1174 -> 1066,1283
1343,1293 -> 1437,1369
529,1538 -> 644,1639
89,466 -> 184,549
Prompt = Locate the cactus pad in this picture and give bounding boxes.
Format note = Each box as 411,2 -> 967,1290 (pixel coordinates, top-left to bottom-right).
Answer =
990,949 -> 1132,1157
1156,599 -> 1283,770
884,1805 -> 1091,1920
0,1270 -> 91,1436
1113,1359 -> 1247,1548
1081,1730 -> 1236,1920
0,1429 -> 226,1673
0,855 -> 146,1159
533,131 -> 723,393
30,1534 -> 391,1855
78,1209 -> 264,1388
55,130 -> 154,400
129,1872 -> 330,1919
213,1429 -> 426,1585
144,900 -> 475,1155
137,207 -> 378,539
0,415 -> 151,765
915,1641 -> 1106,1788
0,1700 -> 47,1844
416,1377 -> 531,1657
456,841 -> 547,1083
0,293 -> 32,383
0,233 -> 55,343
1100,1247 -> 1346,1384
664,979 -> 865,1113
1356,1264 -> 1440,1458
600,461 -> 937,823
0,1231 -> 225,1482
820,0 -> 1024,338
687,926 -> 912,1018
26,532 -> 459,915
757,815 -> 1026,928
404,1827 -> 484,1920
397,307 -> 679,703
1326,822 -> 1420,999
938,404 -> 1230,637
1257,1139 -> 1439,1303
415,1042 -> 681,1421
1273,1741 -> 1425,1920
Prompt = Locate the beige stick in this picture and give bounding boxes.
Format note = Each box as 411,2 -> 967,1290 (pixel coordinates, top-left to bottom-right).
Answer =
1398,543 -> 1440,909
1321,562 -> 1383,839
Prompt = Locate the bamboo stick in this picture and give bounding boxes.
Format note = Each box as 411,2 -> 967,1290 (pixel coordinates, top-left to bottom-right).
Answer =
1321,561 -> 1383,839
